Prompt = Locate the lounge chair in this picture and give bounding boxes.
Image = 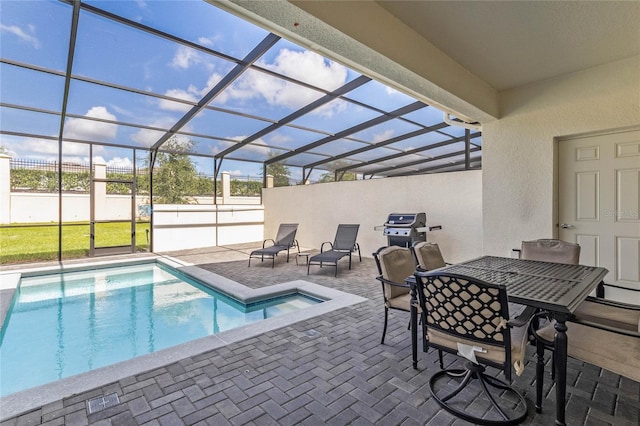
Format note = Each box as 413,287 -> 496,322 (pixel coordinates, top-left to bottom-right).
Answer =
248,223 -> 299,268
307,224 -> 361,277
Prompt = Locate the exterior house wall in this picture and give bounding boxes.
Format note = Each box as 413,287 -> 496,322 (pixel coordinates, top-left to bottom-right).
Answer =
263,170 -> 482,263
483,56 -> 640,256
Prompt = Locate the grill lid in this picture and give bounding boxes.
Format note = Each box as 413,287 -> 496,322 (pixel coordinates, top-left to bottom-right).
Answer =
384,213 -> 424,227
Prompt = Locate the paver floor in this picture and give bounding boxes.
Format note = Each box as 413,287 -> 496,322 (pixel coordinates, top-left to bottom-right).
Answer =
2,244 -> 638,425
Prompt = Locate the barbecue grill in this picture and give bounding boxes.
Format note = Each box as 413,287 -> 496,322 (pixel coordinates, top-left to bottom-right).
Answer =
383,213 -> 427,247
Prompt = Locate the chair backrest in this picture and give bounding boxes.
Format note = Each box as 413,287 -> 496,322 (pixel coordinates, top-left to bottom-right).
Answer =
412,242 -> 446,271
414,271 -> 512,370
520,239 -> 580,265
274,223 -> 298,247
374,246 -> 415,300
333,224 -> 360,251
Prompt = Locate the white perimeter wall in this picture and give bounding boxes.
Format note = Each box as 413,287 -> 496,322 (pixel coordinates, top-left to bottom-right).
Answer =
263,170 -> 482,263
10,193 -> 138,222
152,204 -> 264,252
483,56 -> 640,256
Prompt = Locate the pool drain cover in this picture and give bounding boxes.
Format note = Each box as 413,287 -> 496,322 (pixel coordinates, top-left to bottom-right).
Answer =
87,393 -> 120,414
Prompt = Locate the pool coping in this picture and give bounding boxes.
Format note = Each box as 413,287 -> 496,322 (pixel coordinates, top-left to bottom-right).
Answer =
0,255 -> 367,421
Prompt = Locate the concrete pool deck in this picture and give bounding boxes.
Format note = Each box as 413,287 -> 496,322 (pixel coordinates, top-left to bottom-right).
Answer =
0,243 -> 638,425
0,250 -> 365,421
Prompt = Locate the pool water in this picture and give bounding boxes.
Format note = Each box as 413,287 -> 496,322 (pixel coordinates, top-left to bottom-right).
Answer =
0,263 -> 320,397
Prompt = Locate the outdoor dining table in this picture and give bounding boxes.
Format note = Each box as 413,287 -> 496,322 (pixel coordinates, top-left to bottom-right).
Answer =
408,255 -> 608,426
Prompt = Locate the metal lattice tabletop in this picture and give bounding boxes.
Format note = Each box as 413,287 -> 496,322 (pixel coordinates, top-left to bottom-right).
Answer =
437,256 -> 608,313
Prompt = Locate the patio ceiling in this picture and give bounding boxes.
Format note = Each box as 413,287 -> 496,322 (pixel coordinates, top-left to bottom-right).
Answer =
0,0 -> 481,182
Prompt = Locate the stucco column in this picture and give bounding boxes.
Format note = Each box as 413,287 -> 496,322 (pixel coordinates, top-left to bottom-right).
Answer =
0,154 -> 11,224
266,174 -> 274,188
221,172 -> 231,204
94,163 -> 107,220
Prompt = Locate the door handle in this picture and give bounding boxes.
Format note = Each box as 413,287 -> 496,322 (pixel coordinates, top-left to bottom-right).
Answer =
560,224 -> 574,229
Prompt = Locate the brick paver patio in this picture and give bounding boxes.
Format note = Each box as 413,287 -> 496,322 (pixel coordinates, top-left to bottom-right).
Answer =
2,244 -> 638,425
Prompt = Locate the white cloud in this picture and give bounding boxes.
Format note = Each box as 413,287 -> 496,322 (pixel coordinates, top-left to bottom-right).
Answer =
201,73 -> 224,94
158,89 -> 198,112
372,129 -> 395,143
130,117 -> 192,147
222,48 -> 348,116
261,49 -> 347,92
221,169 -> 245,177
64,106 -> 118,141
159,72 -> 224,112
131,128 -> 166,147
267,132 -> 293,146
385,86 -> 401,96
1,23 -> 41,49
104,156 -> 133,168
171,45 -> 202,69
198,36 -> 215,47
162,48 -> 349,118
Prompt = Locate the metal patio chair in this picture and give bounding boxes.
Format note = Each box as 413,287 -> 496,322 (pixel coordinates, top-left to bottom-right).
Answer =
248,223 -> 299,268
307,224 -> 360,277
411,241 -> 447,271
373,245 -> 422,345
520,239 -> 580,264
414,270 -> 535,425
520,238 -> 581,379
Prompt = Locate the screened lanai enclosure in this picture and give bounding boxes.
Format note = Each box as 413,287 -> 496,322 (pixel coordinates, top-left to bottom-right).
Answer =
0,0 -> 481,263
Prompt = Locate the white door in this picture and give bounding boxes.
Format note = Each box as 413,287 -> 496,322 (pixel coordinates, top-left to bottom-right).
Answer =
558,128 -> 640,303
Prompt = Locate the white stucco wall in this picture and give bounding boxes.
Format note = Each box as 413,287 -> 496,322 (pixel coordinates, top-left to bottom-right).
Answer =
483,57 -> 640,256
10,193 -> 136,223
152,204 -> 264,252
262,170 -> 482,263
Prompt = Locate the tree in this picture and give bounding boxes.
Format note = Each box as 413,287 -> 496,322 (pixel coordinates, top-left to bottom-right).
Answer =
318,160 -> 357,183
263,150 -> 291,187
152,137 -> 200,204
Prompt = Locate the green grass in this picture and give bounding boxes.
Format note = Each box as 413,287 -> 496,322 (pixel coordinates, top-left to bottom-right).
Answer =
0,222 -> 150,264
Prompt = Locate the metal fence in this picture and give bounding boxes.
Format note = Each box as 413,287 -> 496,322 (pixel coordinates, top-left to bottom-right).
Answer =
9,159 -> 261,196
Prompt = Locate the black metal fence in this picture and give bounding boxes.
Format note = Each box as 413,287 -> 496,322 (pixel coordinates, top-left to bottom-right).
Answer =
9,159 -> 261,196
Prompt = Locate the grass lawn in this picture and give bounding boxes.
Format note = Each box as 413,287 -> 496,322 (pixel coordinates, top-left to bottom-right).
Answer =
0,222 -> 150,264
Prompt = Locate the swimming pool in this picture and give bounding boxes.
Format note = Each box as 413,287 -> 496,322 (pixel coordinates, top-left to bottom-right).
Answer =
0,261 -> 321,397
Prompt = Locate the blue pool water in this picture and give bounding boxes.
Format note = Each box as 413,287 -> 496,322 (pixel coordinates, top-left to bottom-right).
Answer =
0,263 -> 320,397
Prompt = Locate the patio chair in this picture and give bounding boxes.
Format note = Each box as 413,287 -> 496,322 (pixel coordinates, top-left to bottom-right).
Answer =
531,298 -> 640,412
373,245 -> 423,344
520,239 -> 580,264
414,270 -> 535,425
520,238 -> 580,379
307,224 -> 361,277
411,241 -> 447,271
248,223 -> 299,268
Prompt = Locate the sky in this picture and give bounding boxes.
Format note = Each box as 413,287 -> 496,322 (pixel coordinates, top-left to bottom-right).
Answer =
0,0 -> 476,180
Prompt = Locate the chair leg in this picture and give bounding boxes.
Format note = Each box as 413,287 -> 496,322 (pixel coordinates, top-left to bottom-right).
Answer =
429,363 -> 528,425
535,338 -> 545,413
381,307 -> 389,344
421,312 -> 428,353
438,350 -> 444,369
